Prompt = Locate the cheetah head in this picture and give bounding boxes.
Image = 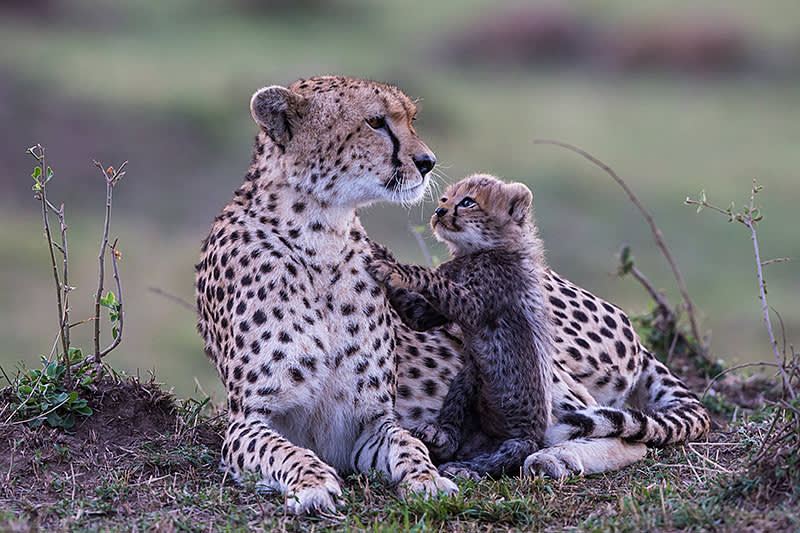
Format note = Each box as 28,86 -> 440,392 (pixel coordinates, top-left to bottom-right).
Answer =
250,76 -> 436,208
431,174 -> 534,256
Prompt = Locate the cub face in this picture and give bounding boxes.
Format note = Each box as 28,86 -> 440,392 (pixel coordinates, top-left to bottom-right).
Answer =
250,76 -> 436,208
431,174 -> 533,256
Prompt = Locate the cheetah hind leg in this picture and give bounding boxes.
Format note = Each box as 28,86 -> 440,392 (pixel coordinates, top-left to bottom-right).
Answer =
524,437 -> 647,479
223,419 -> 342,514
353,419 -> 458,499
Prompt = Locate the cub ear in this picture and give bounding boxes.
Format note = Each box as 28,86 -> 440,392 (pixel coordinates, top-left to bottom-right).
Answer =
250,86 -> 308,149
506,182 -> 533,224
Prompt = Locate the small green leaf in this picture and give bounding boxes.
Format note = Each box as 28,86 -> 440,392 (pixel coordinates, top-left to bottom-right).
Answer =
31,166 -> 42,180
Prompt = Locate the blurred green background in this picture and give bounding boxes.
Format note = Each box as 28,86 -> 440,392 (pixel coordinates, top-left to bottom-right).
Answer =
1,0 -> 798,400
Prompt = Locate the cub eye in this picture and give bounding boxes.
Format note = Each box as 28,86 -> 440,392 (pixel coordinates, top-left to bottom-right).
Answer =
366,116 -> 386,129
458,197 -> 476,208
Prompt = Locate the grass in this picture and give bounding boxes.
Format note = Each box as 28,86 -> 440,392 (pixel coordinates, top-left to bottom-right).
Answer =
1,386 -> 797,532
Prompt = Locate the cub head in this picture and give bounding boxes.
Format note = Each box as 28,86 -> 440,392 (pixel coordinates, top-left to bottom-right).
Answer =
250,76 -> 435,208
431,174 -> 534,256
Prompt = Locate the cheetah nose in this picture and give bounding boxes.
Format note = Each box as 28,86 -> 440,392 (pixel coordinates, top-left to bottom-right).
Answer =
413,154 -> 436,177
435,207 -> 448,218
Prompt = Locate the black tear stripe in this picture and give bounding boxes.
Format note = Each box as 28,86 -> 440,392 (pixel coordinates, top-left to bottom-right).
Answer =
383,124 -> 403,188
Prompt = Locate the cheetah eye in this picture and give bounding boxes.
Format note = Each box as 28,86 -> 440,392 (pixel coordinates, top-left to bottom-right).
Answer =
458,197 -> 476,208
366,116 -> 386,130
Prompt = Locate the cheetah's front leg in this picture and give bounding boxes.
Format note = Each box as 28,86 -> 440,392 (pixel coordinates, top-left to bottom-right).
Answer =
224,418 -> 342,514
352,418 -> 458,498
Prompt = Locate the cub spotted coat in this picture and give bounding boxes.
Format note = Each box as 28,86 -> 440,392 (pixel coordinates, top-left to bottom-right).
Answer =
369,175 -> 553,478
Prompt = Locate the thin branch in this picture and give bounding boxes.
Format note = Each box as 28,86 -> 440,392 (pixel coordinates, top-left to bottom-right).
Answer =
99,238 -> 124,358
148,286 -> 197,313
761,257 -> 791,267
746,216 -> 794,399
92,160 -> 127,364
687,181 -> 795,399
532,139 -> 705,358
407,220 -> 434,269
0,363 -> 12,387
628,263 -> 674,321
29,145 -> 70,375
701,361 -> 781,399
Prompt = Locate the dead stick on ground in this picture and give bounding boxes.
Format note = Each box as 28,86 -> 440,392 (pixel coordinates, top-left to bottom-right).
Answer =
532,139 -> 705,358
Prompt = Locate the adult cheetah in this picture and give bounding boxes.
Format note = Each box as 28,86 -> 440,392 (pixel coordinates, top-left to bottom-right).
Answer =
195,76 -> 458,513
195,75 -> 710,512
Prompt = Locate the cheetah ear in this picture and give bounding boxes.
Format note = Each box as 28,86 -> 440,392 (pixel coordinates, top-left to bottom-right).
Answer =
506,182 -> 533,224
250,86 -> 308,149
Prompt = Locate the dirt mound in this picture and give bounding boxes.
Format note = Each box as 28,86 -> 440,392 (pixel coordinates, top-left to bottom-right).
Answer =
0,377 -> 223,525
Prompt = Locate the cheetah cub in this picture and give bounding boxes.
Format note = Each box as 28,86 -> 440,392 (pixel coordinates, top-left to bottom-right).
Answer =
369,174 -> 554,478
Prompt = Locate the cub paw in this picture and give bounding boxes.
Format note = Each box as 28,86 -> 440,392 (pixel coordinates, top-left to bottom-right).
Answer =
412,423 -> 459,461
368,240 -> 396,263
366,258 -> 397,286
439,461 -> 481,481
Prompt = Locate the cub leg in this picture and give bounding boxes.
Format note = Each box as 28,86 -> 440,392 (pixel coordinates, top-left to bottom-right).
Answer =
413,359 -> 478,462
441,436 -> 540,479
223,418 -> 342,514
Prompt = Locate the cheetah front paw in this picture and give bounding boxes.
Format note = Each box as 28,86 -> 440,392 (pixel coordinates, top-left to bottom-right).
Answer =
282,464 -> 342,514
412,423 -> 459,461
523,447 -> 584,480
398,469 -> 459,500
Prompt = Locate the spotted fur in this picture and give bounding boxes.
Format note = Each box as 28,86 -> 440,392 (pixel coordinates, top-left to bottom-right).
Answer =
369,176 -> 553,479
195,76 -> 455,514
385,175 -> 711,479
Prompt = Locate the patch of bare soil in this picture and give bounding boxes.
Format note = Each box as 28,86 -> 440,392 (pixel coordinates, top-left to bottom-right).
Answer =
0,378 -> 223,528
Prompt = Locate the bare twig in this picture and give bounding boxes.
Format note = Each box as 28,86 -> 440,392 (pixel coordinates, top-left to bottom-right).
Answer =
686,180 -> 795,399
148,286 -> 197,313
627,262 -> 674,321
761,257 -> 791,267
407,220 -> 434,269
701,361 -> 781,399
0,363 -> 12,387
28,145 -> 70,378
45,199 -> 71,359
99,238 -> 123,358
92,160 -> 127,364
533,139 -> 705,358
